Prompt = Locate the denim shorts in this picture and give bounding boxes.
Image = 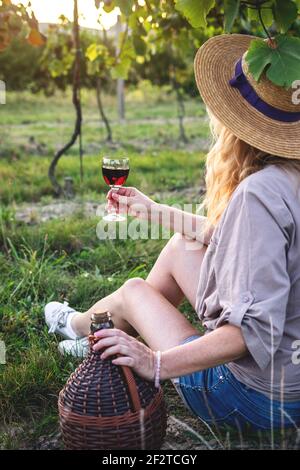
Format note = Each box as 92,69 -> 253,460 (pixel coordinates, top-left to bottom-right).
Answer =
172,335 -> 300,430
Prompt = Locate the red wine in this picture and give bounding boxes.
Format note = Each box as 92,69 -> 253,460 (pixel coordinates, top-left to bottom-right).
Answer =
102,167 -> 129,187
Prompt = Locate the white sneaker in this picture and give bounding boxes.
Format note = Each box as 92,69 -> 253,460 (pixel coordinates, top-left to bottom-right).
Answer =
44,301 -> 79,340
58,338 -> 89,358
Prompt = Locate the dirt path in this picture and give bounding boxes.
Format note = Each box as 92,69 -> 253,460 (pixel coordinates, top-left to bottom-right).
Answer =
14,187 -> 205,225
6,115 -> 206,129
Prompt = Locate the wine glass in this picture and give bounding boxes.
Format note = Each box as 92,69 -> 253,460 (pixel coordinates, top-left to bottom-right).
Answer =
102,157 -> 130,222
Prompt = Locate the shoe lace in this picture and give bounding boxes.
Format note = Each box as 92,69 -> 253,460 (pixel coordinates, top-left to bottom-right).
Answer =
48,301 -> 74,334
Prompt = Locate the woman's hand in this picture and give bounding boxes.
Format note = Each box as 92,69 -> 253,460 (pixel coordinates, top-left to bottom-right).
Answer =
106,187 -> 157,220
93,328 -> 156,382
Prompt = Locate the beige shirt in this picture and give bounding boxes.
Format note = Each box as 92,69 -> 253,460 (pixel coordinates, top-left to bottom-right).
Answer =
196,164 -> 300,402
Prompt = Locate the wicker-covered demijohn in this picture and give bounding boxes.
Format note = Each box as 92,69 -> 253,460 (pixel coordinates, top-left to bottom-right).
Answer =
58,312 -> 167,450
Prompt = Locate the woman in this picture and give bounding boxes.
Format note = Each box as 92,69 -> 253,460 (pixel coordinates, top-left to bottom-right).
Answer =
45,34 -> 300,430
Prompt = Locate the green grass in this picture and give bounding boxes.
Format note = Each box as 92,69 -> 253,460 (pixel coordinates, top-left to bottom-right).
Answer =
0,86 -> 206,124
0,150 -> 206,205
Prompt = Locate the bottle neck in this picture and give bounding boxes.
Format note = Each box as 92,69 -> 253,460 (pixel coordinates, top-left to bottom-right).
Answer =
90,311 -> 114,335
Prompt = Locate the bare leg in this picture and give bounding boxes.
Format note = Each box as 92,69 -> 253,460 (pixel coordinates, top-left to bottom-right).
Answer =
72,234 -> 207,351
73,287 -> 138,338
146,233 -> 207,308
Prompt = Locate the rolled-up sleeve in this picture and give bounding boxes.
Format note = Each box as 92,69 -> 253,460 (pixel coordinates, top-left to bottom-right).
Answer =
213,180 -> 292,370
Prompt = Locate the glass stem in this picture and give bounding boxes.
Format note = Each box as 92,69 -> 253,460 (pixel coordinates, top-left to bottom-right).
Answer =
110,185 -> 118,215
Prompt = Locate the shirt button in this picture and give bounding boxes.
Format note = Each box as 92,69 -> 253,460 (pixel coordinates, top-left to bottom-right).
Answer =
242,295 -> 250,303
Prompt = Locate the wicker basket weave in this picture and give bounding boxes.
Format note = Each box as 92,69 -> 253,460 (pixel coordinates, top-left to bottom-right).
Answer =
58,335 -> 167,450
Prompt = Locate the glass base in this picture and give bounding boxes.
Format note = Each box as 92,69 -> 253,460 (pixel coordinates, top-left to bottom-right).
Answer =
103,213 -> 126,222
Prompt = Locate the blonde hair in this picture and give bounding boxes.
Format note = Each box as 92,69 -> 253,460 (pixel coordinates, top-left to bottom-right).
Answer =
203,111 -> 300,227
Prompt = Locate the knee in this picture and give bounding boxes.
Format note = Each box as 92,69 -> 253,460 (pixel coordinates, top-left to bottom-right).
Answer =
170,233 -> 183,248
167,233 -> 207,258
122,277 -> 146,299
168,233 -> 185,253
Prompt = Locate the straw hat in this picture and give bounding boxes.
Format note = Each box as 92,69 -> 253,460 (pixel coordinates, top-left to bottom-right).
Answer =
194,34 -> 300,159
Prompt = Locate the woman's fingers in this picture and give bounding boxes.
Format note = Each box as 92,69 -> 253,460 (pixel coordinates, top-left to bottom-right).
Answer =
112,356 -> 134,367
93,335 -> 127,352
94,328 -> 132,342
111,192 -> 134,206
94,328 -> 126,338
107,187 -> 135,198
106,187 -> 154,222
106,200 -> 118,212
100,344 -> 130,359
114,187 -> 131,196
107,191 -> 133,211
92,329 -> 137,360
91,328 -> 156,381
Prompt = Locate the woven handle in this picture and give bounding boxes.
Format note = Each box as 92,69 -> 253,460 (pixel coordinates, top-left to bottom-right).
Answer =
120,363 -> 142,413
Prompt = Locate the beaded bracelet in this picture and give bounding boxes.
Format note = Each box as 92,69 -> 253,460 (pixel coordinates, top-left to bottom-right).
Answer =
154,351 -> 162,388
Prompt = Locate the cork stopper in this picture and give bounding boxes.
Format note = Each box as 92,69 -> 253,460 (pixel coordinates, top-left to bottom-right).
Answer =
91,311 -> 111,324
90,312 -> 114,338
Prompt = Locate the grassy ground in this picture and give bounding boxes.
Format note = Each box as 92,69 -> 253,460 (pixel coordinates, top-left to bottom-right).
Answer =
0,88 -> 297,450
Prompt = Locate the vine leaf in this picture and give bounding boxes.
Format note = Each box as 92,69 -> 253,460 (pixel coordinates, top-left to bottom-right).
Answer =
27,28 -> 46,47
115,0 -> 134,16
224,0 -> 240,33
111,38 -> 135,79
273,0 -> 298,33
86,43 -> 108,62
174,0 -> 215,29
110,58 -> 131,79
133,34 -> 147,55
246,35 -> 300,88
247,2 -> 274,28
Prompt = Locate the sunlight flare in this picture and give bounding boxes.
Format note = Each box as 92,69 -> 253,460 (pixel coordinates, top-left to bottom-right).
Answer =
12,0 -> 118,30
